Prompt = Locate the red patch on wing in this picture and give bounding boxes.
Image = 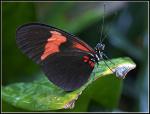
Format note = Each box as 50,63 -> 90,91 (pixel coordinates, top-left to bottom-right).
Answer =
41,31 -> 67,60
83,56 -> 95,68
73,42 -> 91,52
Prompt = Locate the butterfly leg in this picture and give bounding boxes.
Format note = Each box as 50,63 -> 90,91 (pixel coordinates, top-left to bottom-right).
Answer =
102,53 -> 129,74
99,52 -> 115,73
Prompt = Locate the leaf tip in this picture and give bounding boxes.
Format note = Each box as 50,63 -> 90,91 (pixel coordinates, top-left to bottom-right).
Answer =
113,63 -> 136,79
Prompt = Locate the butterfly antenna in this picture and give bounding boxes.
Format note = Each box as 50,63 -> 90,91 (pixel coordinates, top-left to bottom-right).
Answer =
101,6 -> 119,44
99,4 -> 106,43
101,31 -> 109,43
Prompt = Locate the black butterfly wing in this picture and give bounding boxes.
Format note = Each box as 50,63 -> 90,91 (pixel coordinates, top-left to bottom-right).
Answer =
16,23 -> 95,91
16,23 -> 94,64
42,52 -> 94,91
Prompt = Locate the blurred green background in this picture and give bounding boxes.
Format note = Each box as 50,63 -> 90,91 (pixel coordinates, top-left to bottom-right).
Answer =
2,1 -> 148,112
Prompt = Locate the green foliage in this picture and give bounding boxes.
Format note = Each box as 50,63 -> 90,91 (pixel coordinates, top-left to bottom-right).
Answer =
2,57 -> 136,111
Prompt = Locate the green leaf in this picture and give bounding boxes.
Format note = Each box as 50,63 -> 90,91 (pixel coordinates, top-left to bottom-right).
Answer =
2,57 -> 136,111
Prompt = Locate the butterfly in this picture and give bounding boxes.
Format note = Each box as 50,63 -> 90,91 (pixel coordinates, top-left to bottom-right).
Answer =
16,23 -> 108,91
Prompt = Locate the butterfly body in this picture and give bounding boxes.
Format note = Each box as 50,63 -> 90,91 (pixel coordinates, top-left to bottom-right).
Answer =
16,23 -> 105,91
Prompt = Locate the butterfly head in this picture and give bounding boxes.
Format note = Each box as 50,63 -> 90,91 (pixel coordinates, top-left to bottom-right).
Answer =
95,43 -> 105,51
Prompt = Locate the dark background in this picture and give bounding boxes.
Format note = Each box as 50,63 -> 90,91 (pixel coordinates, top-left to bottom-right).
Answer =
2,1 -> 148,112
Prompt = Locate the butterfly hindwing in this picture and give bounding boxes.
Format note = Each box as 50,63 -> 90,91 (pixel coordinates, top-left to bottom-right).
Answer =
42,52 -> 94,91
